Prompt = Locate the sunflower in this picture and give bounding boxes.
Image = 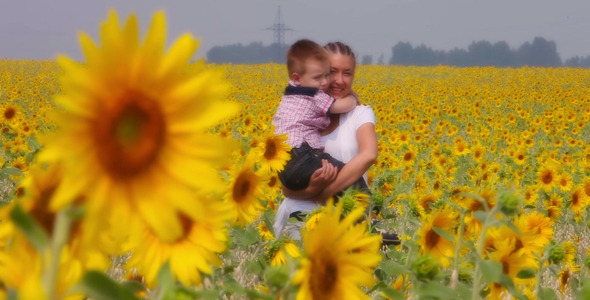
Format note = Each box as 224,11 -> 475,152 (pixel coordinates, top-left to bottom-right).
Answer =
225,160 -> 265,225
0,103 -> 19,124
254,131 -> 291,174
451,139 -> 470,156
558,264 -> 580,292
416,206 -> 458,267
537,163 -> 558,192
544,193 -> 563,220
557,173 -> 573,192
125,192 -> 233,287
14,163 -> 111,269
269,240 -> 301,266
293,201 -> 382,300
400,145 -> 418,167
486,237 -> 537,299
257,221 -> 275,241
0,227 -> 92,300
569,186 -> 589,222
37,10 -> 238,243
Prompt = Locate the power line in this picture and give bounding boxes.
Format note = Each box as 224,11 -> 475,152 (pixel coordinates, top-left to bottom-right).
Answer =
266,5 -> 293,46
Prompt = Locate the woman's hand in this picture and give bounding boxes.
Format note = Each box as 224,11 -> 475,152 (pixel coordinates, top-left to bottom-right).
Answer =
282,159 -> 337,200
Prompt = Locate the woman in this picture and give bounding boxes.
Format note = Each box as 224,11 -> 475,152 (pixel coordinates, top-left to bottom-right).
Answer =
274,42 -> 395,244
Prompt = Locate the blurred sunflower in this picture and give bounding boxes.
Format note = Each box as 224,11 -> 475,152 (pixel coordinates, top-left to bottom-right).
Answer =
569,186 -> 588,222
293,201 -> 381,300
417,206 -> 458,267
38,10 -> 238,243
557,173 -> 573,192
269,239 -> 301,266
225,160 -> 264,225
126,192 -> 233,287
254,131 -> 291,174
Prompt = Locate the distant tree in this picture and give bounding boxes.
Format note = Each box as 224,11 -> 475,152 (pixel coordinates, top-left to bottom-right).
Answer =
206,42 -> 287,64
390,42 -> 414,65
491,41 -> 515,67
446,48 -> 469,66
516,37 -> 561,67
565,55 -> 590,68
467,41 -> 495,66
361,55 -> 373,65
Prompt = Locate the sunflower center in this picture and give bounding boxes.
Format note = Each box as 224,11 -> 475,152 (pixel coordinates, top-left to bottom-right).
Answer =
178,213 -> 194,240
571,192 -> 579,205
96,91 -> 165,180
403,152 -> 413,161
30,185 -> 58,236
424,228 -> 440,249
264,140 -> 277,160
311,255 -> 338,297
4,107 -> 15,120
233,173 -> 252,203
541,171 -> 553,184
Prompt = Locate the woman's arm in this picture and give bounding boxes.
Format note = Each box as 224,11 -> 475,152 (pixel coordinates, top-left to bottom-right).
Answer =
314,122 -> 378,202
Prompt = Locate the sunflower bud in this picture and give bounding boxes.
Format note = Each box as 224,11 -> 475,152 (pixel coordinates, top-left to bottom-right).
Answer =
412,254 -> 440,281
498,191 -> 520,216
585,256 -> 590,270
548,243 -> 566,264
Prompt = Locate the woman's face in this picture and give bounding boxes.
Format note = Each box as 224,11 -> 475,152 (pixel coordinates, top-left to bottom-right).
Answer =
326,53 -> 355,99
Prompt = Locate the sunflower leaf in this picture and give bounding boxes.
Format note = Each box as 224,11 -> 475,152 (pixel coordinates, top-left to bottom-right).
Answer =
369,282 -> 405,299
379,259 -> 407,277
73,271 -> 140,300
2,167 -> 24,176
9,204 -> 49,252
222,275 -> 245,295
516,267 -> 536,279
432,226 -> 456,244
26,135 -> 41,151
478,258 -> 502,283
473,210 -> 488,223
498,274 -> 527,300
538,287 -> 558,300
154,261 -> 174,300
415,281 -> 459,299
244,289 -> 274,300
231,226 -> 260,248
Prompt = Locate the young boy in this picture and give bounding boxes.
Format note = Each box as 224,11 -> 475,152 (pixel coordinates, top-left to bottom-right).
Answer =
272,39 -> 369,194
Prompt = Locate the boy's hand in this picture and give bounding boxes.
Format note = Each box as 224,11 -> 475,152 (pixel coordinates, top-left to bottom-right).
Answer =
281,159 -> 337,200
308,159 -> 338,193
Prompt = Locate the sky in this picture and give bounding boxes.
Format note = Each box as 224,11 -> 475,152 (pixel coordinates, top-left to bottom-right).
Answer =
1,0 -> 589,62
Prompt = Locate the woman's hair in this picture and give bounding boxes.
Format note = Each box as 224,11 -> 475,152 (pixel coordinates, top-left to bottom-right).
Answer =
324,41 -> 357,65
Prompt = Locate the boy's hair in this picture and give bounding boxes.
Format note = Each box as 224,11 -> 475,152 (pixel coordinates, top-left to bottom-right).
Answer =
286,39 -> 329,77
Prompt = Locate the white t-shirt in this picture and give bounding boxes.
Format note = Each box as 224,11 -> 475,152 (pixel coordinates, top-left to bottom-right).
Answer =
273,105 -> 376,237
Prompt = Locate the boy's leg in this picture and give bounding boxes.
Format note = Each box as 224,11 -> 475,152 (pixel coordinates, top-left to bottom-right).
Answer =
278,143 -> 323,190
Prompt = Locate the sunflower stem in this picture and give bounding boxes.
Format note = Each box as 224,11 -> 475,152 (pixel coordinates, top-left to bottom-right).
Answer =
471,205 -> 499,300
534,251 -> 549,295
451,208 -> 466,289
43,206 -> 73,299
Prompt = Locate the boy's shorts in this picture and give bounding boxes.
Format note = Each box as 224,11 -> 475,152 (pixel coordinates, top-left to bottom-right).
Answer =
278,142 -> 369,194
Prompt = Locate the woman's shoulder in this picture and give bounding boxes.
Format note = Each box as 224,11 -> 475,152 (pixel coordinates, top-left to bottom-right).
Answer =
352,105 -> 375,118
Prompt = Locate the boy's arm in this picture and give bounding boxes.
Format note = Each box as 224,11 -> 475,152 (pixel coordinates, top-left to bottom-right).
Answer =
328,94 -> 357,114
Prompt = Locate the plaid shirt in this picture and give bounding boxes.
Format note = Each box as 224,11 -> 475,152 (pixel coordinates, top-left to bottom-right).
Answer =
272,81 -> 334,149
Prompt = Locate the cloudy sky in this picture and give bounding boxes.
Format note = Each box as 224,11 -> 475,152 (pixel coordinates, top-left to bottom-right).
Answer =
1,0 -> 589,61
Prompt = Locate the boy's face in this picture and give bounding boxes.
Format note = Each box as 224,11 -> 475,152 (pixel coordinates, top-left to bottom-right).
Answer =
292,59 -> 330,90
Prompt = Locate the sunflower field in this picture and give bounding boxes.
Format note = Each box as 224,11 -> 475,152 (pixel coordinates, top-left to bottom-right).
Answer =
2,10 -> 590,300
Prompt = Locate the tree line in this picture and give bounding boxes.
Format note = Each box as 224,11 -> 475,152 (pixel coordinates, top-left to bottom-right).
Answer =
206,37 -> 590,68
